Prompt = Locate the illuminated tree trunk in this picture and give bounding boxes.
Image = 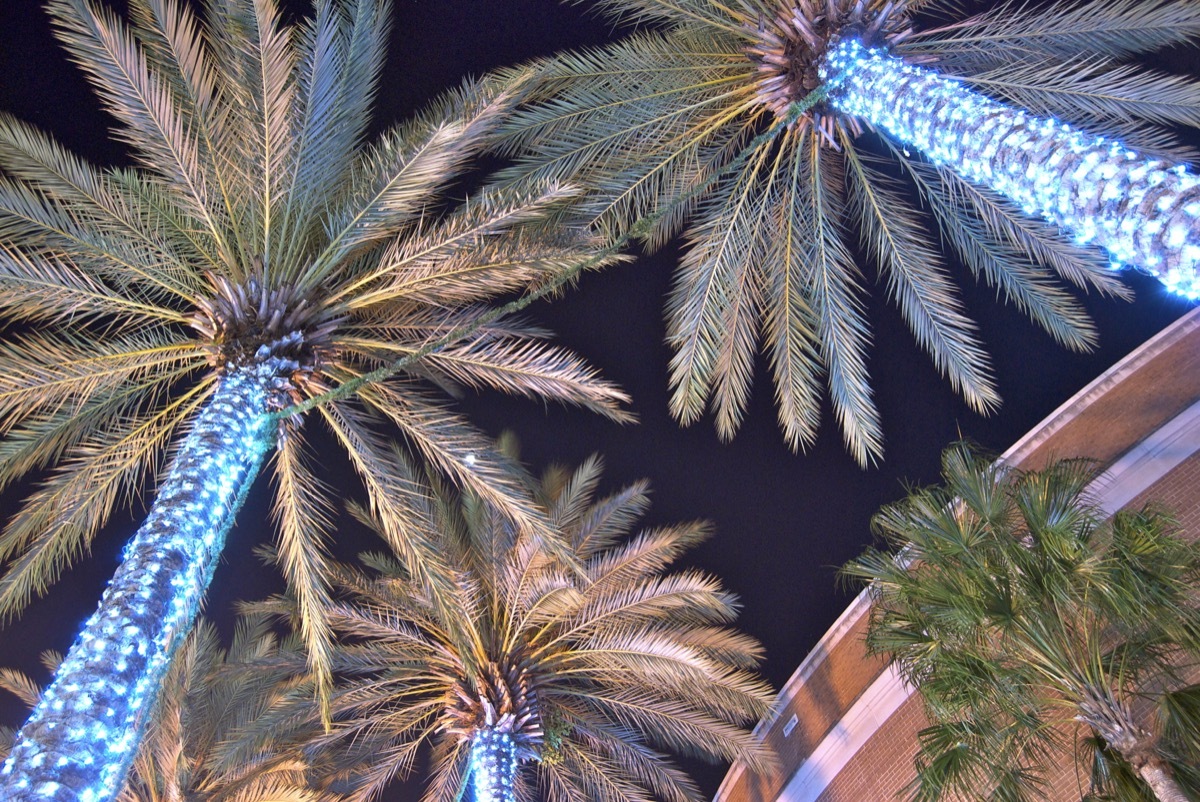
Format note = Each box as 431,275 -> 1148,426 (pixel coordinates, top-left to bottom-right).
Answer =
0,360 -> 286,802
821,39 -> 1200,300
468,730 -> 519,802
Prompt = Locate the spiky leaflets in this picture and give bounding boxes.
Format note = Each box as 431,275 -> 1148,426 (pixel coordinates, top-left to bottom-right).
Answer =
252,451 -> 775,802
842,444 -> 1200,802
2,618 -> 328,802
499,0 -> 1200,465
0,0 -> 629,797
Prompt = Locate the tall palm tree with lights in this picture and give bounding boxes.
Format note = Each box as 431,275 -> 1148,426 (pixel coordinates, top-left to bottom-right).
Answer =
842,445 -> 1200,802
0,0 -> 631,799
500,0 -> 1200,466
253,449 -> 774,802
3,617 -> 329,802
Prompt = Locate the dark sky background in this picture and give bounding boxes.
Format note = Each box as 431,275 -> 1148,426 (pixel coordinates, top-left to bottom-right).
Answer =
0,0 -> 1195,799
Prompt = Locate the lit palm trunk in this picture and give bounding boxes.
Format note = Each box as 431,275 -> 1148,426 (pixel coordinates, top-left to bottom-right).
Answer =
469,730 -> 519,802
821,39 -> 1200,300
0,362 -> 284,802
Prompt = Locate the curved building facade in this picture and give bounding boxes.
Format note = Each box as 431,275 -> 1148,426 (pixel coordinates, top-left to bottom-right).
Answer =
716,306 -> 1200,802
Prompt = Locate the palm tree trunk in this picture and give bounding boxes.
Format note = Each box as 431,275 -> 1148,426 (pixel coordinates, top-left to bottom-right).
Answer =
820,39 -> 1200,299
469,730 -> 519,802
1137,758 -> 1193,802
1078,690 -> 1192,802
0,360 -> 287,802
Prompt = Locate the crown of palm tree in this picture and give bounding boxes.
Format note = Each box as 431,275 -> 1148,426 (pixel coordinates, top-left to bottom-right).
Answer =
0,2 -> 634,796
843,444 -> 1200,801
252,449 -> 775,802
498,0 -> 1200,465
0,0 -> 631,689
2,617 -> 328,802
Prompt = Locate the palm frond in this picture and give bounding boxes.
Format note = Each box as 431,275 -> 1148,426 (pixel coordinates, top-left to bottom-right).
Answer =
46,0 -> 234,268
0,111 -> 204,300
313,71 -> 533,280
394,329 -> 634,423
759,127 -> 823,453
345,182 -> 601,310
316,400 -> 476,643
352,380 -> 553,544
966,56 -> 1200,135
0,668 -> 42,708
903,0 -> 1200,65
901,156 -> 1099,352
843,142 -> 999,415
270,431 -> 339,727
664,136 -> 772,433
845,444 -> 1200,801
567,479 -> 653,559
0,236 -> 185,327
0,377 -> 212,618
497,26 -> 757,245
0,331 -> 199,432
582,0 -> 751,32
930,166 -> 1129,299
807,138 -> 880,466
278,0 -> 391,273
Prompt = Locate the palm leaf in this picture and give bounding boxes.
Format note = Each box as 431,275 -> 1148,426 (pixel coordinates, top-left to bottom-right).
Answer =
844,143 -> 999,414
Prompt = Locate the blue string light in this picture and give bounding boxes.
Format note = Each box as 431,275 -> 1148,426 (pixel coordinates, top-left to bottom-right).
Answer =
469,730 -> 518,802
0,362 -> 284,802
820,39 -> 1200,300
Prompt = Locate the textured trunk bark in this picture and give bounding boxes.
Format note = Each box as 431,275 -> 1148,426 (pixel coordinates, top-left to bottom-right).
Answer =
469,729 -> 518,802
1077,688 -> 1192,802
0,361 -> 284,802
821,38 -> 1200,299
1138,759 -> 1193,802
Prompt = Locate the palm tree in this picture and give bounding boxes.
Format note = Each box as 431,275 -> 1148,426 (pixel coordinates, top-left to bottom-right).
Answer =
252,448 -> 774,802
0,1 -> 631,798
842,444 -> 1200,802
498,0 -> 1200,465
3,617 -> 328,802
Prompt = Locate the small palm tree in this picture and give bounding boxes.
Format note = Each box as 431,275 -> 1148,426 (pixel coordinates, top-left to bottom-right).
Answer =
254,449 -> 774,802
842,444 -> 1200,802
3,618 -> 327,802
0,0 -> 629,798
499,0 -> 1200,465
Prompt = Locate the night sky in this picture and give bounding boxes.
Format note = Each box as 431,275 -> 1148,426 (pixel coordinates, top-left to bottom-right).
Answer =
0,1 -> 1195,799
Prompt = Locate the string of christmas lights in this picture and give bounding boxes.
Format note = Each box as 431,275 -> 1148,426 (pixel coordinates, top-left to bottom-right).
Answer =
0,361 -> 285,802
469,730 -> 518,802
820,38 -> 1200,300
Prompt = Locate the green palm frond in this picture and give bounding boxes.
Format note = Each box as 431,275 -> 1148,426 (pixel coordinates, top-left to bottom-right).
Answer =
844,443 -> 1200,801
583,0 -> 746,29
46,0 -> 236,267
806,139 -> 880,465
248,451 -> 773,802
664,135 -> 771,433
346,182 -> 602,310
